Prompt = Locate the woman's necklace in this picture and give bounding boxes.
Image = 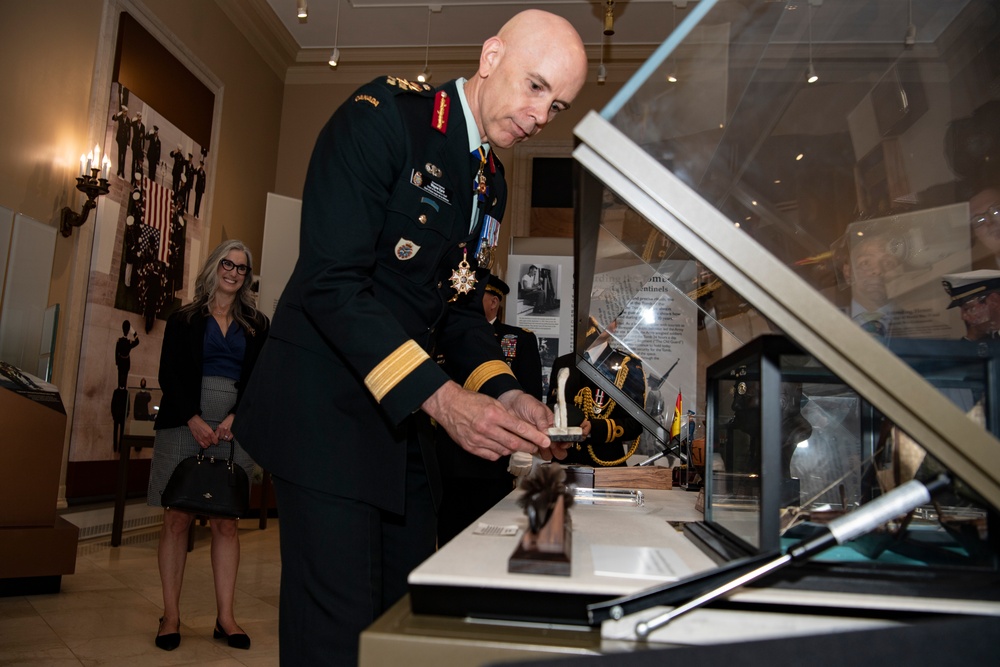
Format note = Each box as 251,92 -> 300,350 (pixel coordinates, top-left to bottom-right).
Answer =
212,302 -> 233,321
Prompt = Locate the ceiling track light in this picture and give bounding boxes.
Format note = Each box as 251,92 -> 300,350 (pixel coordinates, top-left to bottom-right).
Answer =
596,26 -> 606,84
296,0 -> 308,21
603,0 -> 615,36
418,6 -> 433,83
805,1 -> 818,83
667,2 -> 679,83
904,0 -> 916,47
328,0 -> 341,68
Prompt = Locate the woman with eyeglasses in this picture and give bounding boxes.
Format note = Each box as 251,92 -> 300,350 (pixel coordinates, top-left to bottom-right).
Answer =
146,239 -> 269,652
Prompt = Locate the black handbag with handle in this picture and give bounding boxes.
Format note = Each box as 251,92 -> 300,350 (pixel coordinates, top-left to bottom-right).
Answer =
160,439 -> 250,518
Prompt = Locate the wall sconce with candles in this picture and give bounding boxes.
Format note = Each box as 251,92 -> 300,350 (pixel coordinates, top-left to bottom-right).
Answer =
61,144 -> 111,238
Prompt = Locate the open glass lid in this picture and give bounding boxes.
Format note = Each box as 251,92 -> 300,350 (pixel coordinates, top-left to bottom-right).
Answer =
571,0 -> 1000,509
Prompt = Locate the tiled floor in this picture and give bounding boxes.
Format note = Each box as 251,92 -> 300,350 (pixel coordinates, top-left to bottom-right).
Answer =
0,518 -> 281,666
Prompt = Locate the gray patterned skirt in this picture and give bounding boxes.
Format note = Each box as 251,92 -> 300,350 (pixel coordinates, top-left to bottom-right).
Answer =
147,375 -> 256,508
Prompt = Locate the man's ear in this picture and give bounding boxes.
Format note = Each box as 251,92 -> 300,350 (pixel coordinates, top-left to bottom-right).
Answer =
479,36 -> 503,77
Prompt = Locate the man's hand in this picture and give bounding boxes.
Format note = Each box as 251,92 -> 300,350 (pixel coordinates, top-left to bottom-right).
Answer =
423,382 -> 552,460
496,389 -> 568,461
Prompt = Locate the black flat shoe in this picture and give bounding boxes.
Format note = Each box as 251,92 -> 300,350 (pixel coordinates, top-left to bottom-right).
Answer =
214,619 -> 251,650
155,617 -> 181,651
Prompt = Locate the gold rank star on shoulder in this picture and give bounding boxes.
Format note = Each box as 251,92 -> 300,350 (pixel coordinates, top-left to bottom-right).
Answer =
386,76 -> 431,92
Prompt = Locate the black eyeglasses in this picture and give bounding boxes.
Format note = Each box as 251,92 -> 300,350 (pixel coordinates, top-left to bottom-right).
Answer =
971,204 -> 1000,231
219,258 -> 249,275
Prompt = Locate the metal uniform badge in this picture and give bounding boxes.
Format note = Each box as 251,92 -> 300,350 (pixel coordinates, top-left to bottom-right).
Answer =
395,238 -> 421,260
449,248 -> 476,295
474,214 -> 500,269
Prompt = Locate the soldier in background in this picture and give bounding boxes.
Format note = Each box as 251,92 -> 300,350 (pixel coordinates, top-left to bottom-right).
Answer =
437,275 -> 544,545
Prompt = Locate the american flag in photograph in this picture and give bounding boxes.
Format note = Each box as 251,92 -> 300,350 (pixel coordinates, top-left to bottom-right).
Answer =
142,176 -> 172,265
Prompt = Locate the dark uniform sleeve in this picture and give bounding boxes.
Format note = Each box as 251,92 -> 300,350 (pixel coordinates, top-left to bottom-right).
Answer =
286,79 -> 522,426
434,278 -> 520,400
292,81 -> 446,425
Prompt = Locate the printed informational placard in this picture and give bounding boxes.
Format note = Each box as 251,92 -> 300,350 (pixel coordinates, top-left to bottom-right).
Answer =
506,254 -> 574,399
591,263 -> 699,436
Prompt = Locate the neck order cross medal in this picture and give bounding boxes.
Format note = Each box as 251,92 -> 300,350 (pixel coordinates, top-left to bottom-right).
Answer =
449,247 -> 477,296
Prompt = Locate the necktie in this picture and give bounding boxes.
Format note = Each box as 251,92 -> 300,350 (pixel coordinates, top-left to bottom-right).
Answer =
471,146 -> 489,229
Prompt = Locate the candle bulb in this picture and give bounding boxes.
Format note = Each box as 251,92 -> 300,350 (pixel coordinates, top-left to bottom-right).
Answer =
93,144 -> 101,173
80,154 -> 87,178
101,155 -> 111,181
85,150 -> 93,178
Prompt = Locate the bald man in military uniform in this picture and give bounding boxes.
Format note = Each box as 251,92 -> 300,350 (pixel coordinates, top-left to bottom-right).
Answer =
233,10 -> 588,665
437,275 -> 543,546
547,318 -> 647,467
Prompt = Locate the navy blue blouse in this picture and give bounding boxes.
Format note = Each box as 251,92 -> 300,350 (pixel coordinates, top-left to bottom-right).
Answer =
203,319 -> 246,380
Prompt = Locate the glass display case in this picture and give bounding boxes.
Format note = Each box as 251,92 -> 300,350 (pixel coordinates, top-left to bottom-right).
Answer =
570,0 -> 1000,502
692,334 -> 997,585
567,0 -> 1000,601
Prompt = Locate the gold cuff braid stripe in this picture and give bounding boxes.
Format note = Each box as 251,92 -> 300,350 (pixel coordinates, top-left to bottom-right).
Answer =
464,360 -> 515,392
365,340 -> 431,402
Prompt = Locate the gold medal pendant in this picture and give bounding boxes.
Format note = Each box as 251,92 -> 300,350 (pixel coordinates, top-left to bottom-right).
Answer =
449,248 -> 477,296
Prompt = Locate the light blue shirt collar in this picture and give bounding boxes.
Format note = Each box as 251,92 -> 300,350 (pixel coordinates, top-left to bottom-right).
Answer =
456,78 -> 488,154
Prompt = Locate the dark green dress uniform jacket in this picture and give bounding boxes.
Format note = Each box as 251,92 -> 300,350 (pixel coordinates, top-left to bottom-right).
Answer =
233,77 -> 521,515
547,348 -> 646,467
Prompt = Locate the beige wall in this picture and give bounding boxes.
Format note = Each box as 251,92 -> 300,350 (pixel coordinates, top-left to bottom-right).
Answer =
0,0 -> 102,353
276,64 -> 622,200
276,69 -> 619,290
0,0 -> 283,502
0,0 -> 631,502
140,0 -> 283,259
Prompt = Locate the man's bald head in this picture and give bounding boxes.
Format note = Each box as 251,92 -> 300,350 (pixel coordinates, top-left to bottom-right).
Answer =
465,10 -> 588,149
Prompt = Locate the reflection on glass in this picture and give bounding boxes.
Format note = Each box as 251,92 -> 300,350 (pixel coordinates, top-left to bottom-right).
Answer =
572,0 -> 1000,593
586,0 -> 1000,444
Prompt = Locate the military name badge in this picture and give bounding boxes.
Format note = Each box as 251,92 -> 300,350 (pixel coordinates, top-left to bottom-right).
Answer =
410,169 -> 451,205
395,238 -> 421,261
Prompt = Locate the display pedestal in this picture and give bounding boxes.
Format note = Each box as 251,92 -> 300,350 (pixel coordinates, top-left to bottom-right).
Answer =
0,380 -> 78,596
508,494 -> 572,576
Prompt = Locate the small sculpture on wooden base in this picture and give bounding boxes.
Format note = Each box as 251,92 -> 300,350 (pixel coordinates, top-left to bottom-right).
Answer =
508,464 -> 574,576
547,366 -> 585,442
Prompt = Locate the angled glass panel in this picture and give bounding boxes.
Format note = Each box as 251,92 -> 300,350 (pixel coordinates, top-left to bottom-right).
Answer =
571,0 -> 1000,591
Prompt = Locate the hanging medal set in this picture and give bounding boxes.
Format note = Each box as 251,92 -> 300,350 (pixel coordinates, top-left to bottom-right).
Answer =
449,146 -> 499,297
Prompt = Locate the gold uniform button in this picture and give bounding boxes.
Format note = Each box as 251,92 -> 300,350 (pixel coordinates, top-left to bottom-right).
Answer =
418,214 -> 427,224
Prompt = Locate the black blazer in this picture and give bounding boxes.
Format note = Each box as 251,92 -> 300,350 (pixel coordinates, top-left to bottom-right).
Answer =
155,307 -> 270,430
